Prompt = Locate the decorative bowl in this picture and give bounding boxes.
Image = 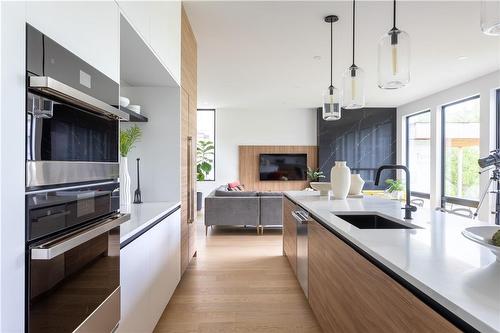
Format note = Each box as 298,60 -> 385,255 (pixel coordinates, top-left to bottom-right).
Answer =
310,182 -> 331,196
462,226 -> 500,261
128,104 -> 141,114
119,96 -> 130,107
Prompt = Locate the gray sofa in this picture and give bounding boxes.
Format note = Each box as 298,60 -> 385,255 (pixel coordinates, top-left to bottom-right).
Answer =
204,186 -> 283,235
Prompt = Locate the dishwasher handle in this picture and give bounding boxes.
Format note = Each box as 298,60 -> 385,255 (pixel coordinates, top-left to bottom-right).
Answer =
291,210 -> 310,224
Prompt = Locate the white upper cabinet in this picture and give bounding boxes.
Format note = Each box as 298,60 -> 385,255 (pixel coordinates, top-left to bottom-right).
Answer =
26,1 -> 120,83
117,0 -> 181,85
150,1 -> 181,84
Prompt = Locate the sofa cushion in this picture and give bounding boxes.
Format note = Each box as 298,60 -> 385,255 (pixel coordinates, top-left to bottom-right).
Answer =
228,181 -> 241,189
258,191 -> 283,197
215,189 -> 258,197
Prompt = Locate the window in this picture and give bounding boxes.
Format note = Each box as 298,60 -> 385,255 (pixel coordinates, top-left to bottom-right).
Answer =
197,109 -> 216,181
441,96 -> 480,208
406,110 -> 431,198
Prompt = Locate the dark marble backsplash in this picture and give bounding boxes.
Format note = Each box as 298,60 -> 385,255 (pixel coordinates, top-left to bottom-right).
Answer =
317,107 -> 397,190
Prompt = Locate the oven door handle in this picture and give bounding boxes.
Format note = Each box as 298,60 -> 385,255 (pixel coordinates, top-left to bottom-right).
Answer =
31,213 -> 130,260
28,76 -> 129,121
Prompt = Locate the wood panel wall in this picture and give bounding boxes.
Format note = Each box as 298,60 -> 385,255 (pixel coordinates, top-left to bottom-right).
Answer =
180,5 -> 197,275
239,145 -> 318,192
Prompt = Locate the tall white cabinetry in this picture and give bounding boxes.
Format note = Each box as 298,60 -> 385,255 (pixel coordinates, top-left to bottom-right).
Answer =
119,210 -> 181,333
117,0 -> 181,84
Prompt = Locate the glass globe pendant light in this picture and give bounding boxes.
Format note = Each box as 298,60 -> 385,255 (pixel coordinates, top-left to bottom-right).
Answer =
342,0 -> 365,109
377,0 -> 410,89
322,15 -> 341,121
480,0 -> 500,36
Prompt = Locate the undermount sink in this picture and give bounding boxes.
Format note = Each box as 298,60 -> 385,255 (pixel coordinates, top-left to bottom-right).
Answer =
335,214 -> 420,229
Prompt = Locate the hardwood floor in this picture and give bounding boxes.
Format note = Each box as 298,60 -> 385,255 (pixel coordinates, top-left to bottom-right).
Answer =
154,212 -> 321,333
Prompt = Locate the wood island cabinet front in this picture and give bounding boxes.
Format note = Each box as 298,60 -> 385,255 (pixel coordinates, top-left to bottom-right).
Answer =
308,219 -> 460,333
283,197 -> 297,275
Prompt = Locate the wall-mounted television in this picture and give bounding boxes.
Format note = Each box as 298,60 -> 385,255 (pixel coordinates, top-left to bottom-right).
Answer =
259,154 -> 307,181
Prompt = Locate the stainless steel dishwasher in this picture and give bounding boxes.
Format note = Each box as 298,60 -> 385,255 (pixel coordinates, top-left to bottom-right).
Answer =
291,209 -> 310,298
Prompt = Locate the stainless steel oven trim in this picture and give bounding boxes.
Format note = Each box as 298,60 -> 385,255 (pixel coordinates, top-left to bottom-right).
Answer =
26,180 -> 119,194
29,76 -> 129,121
26,161 -> 119,188
31,213 -> 129,260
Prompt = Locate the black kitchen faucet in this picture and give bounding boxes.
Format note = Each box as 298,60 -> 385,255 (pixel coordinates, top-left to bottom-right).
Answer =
374,165 -> 417,220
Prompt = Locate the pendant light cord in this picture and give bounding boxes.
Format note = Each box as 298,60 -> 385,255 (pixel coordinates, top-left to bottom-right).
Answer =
330,20 -> 333,87
352,0 -> 356,66
393,0 -> 397,29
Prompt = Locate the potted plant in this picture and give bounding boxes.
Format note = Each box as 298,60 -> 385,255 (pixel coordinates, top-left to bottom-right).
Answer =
307,167 -> 330,195
307,167 -> 325,182
120,125 -> 142,212
196,140 -> 215,210
385,178 -> 404,200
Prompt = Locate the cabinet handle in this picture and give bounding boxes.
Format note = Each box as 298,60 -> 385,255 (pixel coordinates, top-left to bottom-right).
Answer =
187,136 -> 195,224
291,210 -> 310,224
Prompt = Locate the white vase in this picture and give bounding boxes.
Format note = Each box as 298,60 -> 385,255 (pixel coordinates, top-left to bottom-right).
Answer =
120,156 -> 131,213
330,161 -> 351,199
349,174 -> 365,195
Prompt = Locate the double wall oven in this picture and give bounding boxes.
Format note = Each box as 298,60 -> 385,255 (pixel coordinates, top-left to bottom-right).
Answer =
25,25 -> 129,333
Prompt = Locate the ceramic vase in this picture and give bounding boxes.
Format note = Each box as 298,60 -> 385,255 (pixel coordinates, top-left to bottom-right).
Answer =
349,174 -> 365,195
330,161 -> 351,199
120,156 -> 131,213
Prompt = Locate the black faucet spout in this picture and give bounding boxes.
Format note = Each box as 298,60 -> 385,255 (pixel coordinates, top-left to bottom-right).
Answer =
374,164 -> 417,220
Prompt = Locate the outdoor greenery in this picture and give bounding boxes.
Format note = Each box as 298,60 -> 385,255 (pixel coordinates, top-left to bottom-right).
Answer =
197,140 -> 215,181
307,167 -> 325,182
385,179 -> 404,193
120,125 -> 142,157
444,146 -> 480,199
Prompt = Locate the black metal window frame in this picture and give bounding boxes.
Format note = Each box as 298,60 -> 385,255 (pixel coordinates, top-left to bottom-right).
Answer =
197,108 -> 216,182
405,110 -> 431,199
440,95 -> 480,208
496,89 -> 500,224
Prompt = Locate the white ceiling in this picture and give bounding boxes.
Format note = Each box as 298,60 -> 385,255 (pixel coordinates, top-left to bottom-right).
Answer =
184,1 -> 500,109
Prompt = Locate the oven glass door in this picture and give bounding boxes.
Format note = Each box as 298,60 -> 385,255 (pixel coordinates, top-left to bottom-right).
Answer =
28,224 -> 120,333
27,92 -> 119,162
26,182 -> 120,242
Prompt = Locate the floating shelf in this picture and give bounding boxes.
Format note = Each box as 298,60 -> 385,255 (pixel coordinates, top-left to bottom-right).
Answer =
119,106 -> 148,122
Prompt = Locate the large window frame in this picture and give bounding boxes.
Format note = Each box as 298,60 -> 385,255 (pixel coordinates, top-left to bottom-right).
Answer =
440,95 -> 480,208
496,89 -> 500,225
197,109 -> 216,182
406,110 -> 431,199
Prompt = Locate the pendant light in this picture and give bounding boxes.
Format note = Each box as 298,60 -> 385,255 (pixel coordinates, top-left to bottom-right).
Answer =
342,0 -> 365,109
377,0 -> 410,89
480,0 -> 500,36
322,15 -> 341,121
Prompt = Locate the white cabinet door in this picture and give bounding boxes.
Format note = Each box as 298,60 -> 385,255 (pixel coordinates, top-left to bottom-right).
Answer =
150,1 -> 181,83
148,210 -> 181,327
119,209 -> 181,332
119,232 -> 151,333
26,1 -> 120,83
116,0 -> 152,45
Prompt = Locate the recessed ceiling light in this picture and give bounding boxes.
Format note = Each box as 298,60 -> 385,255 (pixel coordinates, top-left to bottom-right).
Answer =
313,55 -> 322,60
457,56 -> 469,61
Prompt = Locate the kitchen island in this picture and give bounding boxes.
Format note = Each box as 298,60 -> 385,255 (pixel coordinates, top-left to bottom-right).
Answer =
284,191 -> 499,333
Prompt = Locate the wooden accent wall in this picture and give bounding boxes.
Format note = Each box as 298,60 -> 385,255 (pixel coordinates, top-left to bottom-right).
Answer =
239,145 -> 317,191
180,5 -> 197,275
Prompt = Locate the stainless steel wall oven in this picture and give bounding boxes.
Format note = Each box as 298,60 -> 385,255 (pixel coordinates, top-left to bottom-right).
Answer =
25,24 -> 129,333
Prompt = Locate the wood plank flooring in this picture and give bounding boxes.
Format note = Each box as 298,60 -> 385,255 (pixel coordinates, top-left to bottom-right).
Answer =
154,213 -> 321,333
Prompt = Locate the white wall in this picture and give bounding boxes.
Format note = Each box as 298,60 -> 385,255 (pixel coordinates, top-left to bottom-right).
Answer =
121,87 -> 181,203
1,2 -> 26,331
397,70 -> 500,222
197,107 -> 317,198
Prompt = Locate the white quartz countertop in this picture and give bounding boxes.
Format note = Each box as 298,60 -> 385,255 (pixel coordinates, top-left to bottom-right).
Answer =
284,191 -> 500,333
120,201 -> 181,244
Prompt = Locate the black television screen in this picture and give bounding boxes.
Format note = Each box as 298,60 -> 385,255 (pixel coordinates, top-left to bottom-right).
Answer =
259,154 -> 307,181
